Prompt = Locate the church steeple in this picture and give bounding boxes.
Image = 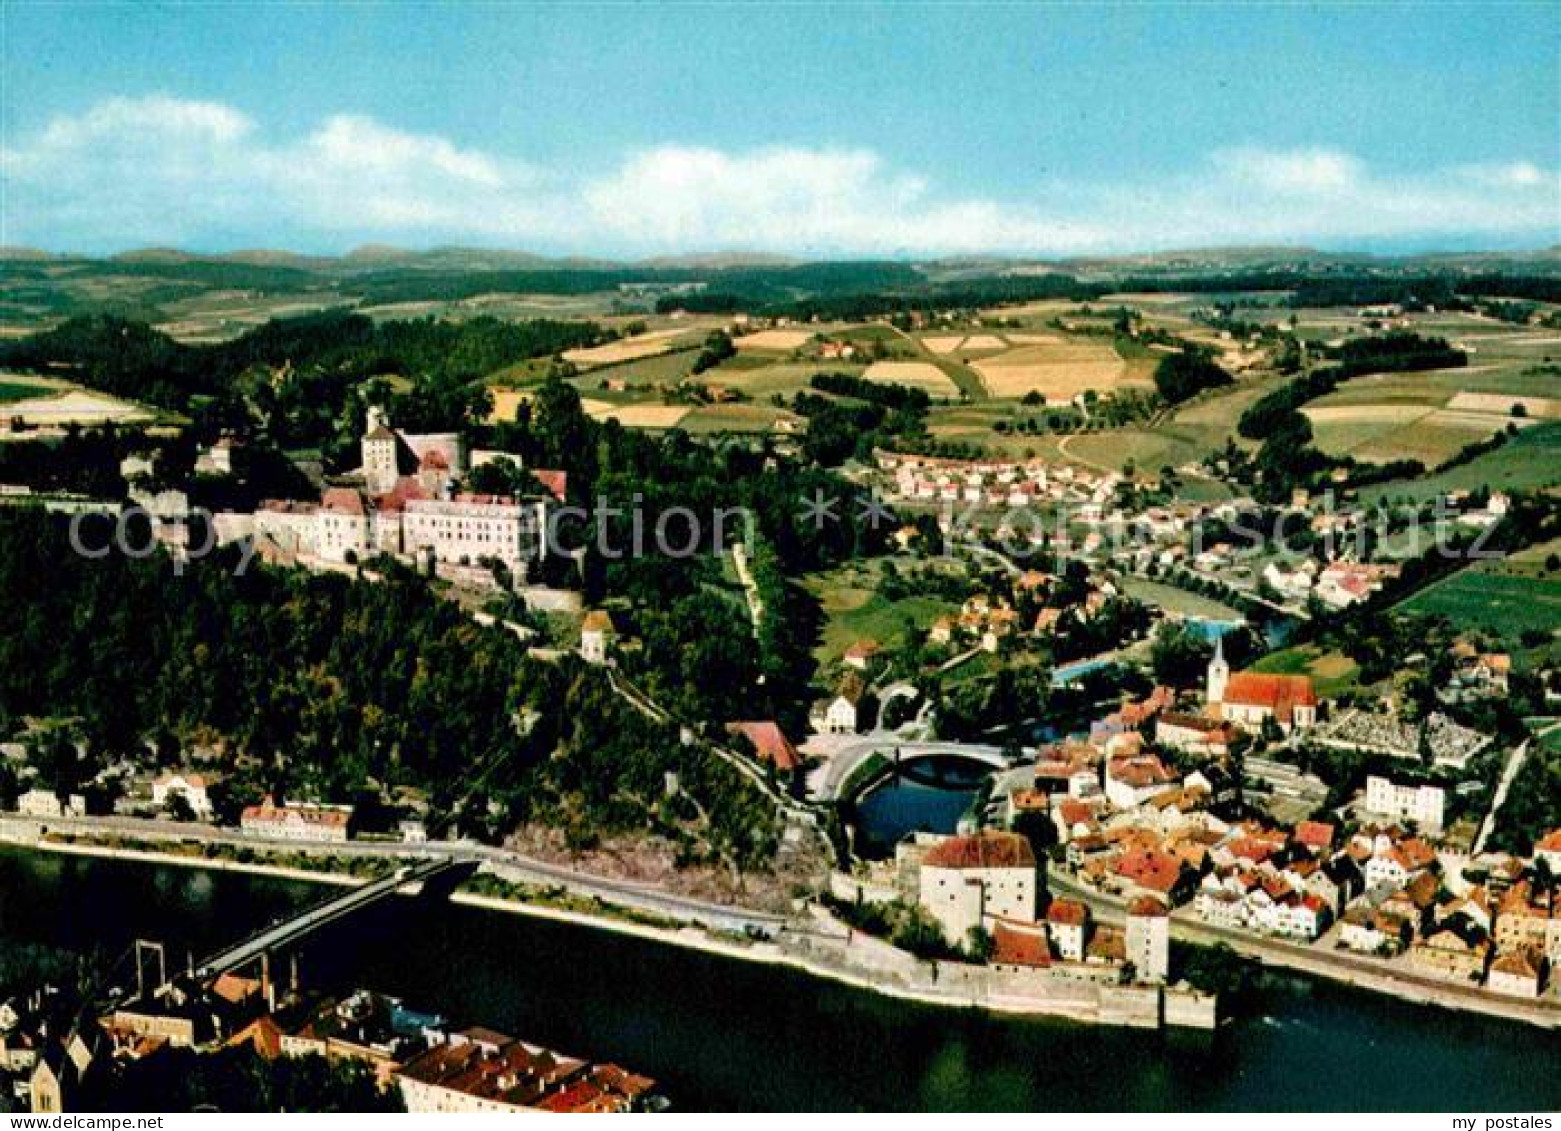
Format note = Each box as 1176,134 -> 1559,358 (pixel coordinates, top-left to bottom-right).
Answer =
1206,631 -> 1230,705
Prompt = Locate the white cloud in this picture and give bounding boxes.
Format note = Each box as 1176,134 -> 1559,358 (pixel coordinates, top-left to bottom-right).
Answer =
1459,160 -> 1547,189
1213,147 -> 1363,194
37,95 -> 254,150
2,94 -> 1557,254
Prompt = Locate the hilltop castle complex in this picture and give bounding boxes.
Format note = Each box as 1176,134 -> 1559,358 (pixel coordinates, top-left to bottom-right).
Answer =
241,408 -> 559,580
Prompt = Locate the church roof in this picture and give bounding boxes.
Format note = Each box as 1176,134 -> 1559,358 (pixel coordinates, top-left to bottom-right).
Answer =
1221,672 -> 1318,714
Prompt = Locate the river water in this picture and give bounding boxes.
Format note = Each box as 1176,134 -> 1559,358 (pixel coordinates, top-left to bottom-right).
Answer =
1,848 -> 1558,1112
852,757 -> 988,858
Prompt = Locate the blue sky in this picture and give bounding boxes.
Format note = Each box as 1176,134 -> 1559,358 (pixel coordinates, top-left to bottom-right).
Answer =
3,2 -> 1558,256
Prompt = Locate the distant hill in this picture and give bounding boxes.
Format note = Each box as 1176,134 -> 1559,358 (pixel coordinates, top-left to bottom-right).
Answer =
340,245 -> 619,272
637,251 -> 802,270
0,247 -> 62,262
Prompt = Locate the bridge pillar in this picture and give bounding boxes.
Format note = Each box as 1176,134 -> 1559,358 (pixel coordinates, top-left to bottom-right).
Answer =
261,951 -> 275,1012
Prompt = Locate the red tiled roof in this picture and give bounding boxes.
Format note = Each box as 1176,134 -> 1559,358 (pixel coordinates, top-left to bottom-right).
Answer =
725,720 -> 801,772
1108,754 -> 1177,789
1229,837 -> 1278,864
240,801 -> 350,829
321,487 -> 365,515
1222,672 -> 1318,714
1059,798 -> 1097,827
1046,897 -> 1089,927
1491,948 -> 1541,979
990,920 -> 1052,968
581,610 -> 616,634
1128,895 -> 1168,917
1536,828 -> 1561,853
1114,848 -> 1185,894
155,772 -> 209,789
1158,712 -> 1227,736
1294,820 -> 1336,850
375,476 -> 429,512
532,469 -> 568,501
1009,787 -> 1050,812
922,831 -> 1036,871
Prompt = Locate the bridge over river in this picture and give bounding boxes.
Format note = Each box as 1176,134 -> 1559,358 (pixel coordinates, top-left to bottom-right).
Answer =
193,856 -> 475,982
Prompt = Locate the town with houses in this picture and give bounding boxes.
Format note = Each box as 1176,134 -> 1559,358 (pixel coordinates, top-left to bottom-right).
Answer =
3,0 -> 1561,1114
2,390 -> 1559,1111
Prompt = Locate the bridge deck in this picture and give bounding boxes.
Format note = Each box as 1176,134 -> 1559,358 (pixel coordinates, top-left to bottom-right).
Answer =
195,857 -> 461,979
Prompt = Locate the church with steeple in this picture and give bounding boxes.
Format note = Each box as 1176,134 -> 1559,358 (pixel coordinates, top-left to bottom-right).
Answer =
1205,633 -> 1318,734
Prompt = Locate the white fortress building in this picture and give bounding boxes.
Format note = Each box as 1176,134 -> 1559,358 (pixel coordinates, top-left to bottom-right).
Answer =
248,407 -> 557,580
360,405 -> 467,495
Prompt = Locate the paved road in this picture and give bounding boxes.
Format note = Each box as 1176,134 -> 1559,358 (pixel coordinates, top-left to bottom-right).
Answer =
5,812 -> 787,933
1046,869 -> 1561,1028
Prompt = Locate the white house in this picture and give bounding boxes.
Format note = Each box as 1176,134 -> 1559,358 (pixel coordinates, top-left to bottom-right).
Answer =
15,790 -> 62,819
1103,754 -> 1179,810
580,611 -> 618,665
1045,898 -> 1090,960
813,675 -> 865,735
151,772 -> 214,820
1486,948 -> 1542,998
1125,897 -> 1170,984
1533,829 -> 1561,873
240,801 -> 353,843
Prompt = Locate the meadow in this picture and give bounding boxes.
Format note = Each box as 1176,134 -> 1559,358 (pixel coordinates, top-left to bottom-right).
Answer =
1396,566 -> 1561,645
1360,421 -> 1561,504
801,557 -> 959,667
1303,364 -> 1558,465
1248,645 -> 1363,698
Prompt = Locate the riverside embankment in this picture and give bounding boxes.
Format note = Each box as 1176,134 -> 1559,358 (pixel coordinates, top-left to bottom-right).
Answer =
4,846 -> 1559,1111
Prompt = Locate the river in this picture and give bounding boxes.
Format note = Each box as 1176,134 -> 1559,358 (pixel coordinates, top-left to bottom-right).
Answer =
852,756 -> 988,858
1,848 -> 1558,1111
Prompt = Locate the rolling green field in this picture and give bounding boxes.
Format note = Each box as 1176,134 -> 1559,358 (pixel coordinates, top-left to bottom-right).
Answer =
1396,566 -> 1561,644
801,558 -> 958,666
1303,363 -> 1559,466
1361,421 -> 1561,504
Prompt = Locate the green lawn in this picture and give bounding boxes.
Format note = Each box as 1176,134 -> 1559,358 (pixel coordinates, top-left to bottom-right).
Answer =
1119,577 -> 1243,620
801,558 -> 959,666
0,378 -> 53,402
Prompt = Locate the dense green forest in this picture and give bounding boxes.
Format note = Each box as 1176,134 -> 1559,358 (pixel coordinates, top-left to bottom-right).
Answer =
491,373 -> 877,735
0,312 -> 602,454
0,509 -> 780,871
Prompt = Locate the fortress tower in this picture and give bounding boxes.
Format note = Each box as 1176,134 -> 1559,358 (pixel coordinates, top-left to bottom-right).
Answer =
361,405 -> 400,495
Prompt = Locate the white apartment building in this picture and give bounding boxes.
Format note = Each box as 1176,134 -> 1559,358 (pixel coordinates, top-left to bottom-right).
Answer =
1364,775 -> 1446,833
